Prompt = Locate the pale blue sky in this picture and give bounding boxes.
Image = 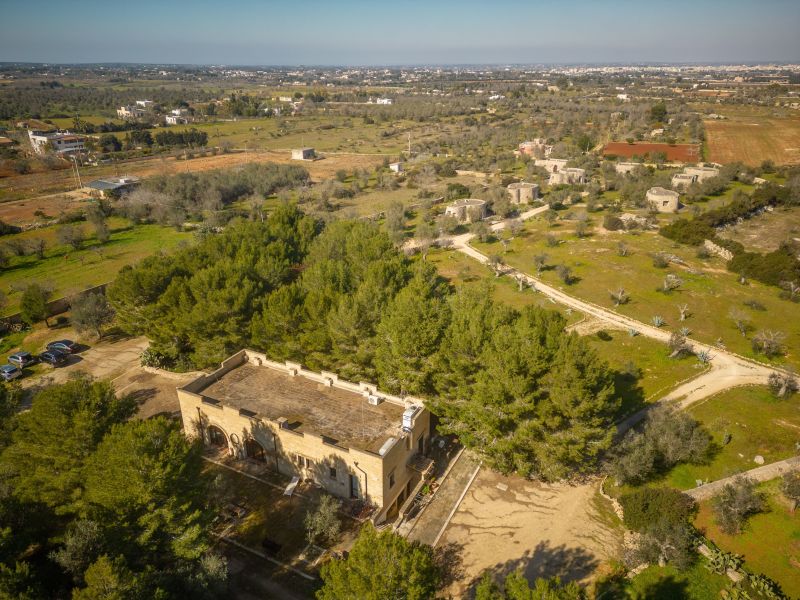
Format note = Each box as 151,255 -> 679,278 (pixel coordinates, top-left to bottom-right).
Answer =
1,0 -> 798,65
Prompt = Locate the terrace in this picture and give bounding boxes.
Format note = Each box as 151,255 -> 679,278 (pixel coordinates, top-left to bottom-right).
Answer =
198,362 -> 406,454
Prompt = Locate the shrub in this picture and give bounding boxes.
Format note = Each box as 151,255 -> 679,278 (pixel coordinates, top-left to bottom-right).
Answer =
304,494 -> 341,546
620,488 -> 696,533
603,214 -> 624,231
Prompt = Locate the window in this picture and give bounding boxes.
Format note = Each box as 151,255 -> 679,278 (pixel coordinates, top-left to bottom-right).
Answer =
329,466 -> 337,479
388,470 -> 395,488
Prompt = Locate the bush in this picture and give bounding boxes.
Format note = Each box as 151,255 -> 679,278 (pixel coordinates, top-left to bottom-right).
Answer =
304,494 -> 341,546
620,488 -> 696,533
603,215 -> 624,231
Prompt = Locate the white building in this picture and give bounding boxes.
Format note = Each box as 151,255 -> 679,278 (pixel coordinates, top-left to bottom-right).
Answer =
371,97 -> 393,105
165,115 -> 190,125
291,147 -> 316,161
444,199 -> 486,223
117,106 -> 146,120
646,187 -> 680,213
27,130 -> 85,155
549,168 -> 586,186
135,100 -> 154,108
534,158 -> 569,174
615,162 -> 641,175
389,162 -> 403,173
671,173 -> 697,190
684,165 -> 720,182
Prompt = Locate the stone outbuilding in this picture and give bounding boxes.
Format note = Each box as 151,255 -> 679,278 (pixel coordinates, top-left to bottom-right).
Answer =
671,173 -> 697,190
646,186 -> 680,213
444,198 -> 486,223
506,182 -> 539,204
549,168 -> 586,186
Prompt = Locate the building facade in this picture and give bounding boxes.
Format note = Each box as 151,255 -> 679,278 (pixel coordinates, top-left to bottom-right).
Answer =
444,198 -> 486,223
27,130 -> 85,155
291,147 -> 315,160
506,182 -> 539,204
177,350 -> 432,524
646,186 -> 680,212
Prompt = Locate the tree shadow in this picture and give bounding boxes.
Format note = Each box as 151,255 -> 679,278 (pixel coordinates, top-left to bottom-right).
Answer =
613,370 -> 647,420
435,541 -> 465,588
638,575 -> 691,599
465,540 -> 599,596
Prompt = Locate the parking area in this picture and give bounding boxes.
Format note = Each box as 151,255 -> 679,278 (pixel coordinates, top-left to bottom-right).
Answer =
19,334 -> 197,419
436,470 -> 622,597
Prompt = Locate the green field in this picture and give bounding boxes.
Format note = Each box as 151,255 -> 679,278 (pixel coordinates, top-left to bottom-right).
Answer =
1,218 -> 192,315
695,479 -> 800,598
663,386 -> 800,490
619,563 -> 729,599
586,330 -> 708,415
474,211 -> 800,369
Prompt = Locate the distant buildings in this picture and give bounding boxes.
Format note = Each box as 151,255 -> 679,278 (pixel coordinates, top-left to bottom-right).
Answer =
444,198 -> 486,223
86,175 -> 140,198
534,158 -> 569,173
370,97 -> 393,105
671,173 -> 697,190
117,105 -> 146,120
27,130 -> 85,155
517,139 -> 552,158
615,162 -> 641,175
549,168 -> 586,186
506,182 -> 539,204
646,187 -> 680,213
291,147 -> 316,161
684,165 -> 720,182
135,100 -> 154,108
165,114 -> 190,125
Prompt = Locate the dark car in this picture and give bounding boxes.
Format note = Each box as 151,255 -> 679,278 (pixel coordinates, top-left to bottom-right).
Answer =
39,349 -> 67,366
46,340 -> 79,354
8,351 -> 36,368
0,365 -> 21,381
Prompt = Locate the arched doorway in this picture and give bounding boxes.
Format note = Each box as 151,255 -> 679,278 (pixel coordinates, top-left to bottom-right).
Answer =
207,425 -> 227,448
245,438 -> 266,462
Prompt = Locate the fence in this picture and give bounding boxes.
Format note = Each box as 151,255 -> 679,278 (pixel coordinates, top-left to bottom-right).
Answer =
2,282 -> 110,327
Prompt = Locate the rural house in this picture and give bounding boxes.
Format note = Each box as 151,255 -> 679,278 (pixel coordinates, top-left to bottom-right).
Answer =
444,198 -> 487,223
27,130 -> 85,155
506,182 -> 539,204
177,350 -> 433,524
291,147 -> 315,161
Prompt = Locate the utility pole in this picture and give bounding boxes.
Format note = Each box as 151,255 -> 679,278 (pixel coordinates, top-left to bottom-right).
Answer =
407,132 -> 411,156
71,155 -> 83,189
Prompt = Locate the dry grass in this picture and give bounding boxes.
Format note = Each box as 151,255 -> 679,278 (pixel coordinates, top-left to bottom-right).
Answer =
704,109 -> 800,166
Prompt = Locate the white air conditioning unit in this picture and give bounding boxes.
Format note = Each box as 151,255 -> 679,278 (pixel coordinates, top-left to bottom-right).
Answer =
367,394 -> 383,406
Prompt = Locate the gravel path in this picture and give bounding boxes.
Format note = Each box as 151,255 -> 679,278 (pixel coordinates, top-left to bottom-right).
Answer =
684,455 -> 800,500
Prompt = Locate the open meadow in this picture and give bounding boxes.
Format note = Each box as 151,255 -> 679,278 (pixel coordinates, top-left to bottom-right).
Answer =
703,106 -> 800,166
474,210 -> 800,370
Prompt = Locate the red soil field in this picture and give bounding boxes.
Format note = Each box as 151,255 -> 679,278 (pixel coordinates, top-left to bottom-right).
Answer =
603,142 -> 701,162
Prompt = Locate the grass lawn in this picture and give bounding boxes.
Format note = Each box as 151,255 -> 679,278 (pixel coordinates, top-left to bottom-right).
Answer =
664,386 -> 800,490
426,247 -> 583,325
474,212 -> 800,369
585,330 -> 708,416
717,205 -> 800,254
694,479 -> 800,598
1,219 -> 191,315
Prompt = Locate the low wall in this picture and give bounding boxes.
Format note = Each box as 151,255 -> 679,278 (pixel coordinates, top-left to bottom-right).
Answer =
703,239 -> 734,261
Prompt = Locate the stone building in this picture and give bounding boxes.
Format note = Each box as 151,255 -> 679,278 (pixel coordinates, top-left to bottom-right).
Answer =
684,165 -> 720,182
549,168 -> 586,186
646,186 -> 680,213
444,198 -> 487,223
291,147 -> 315,161
534,158 -> 569,173
177,350 -> 432,524
671,173 -> 697,190
506,182 -> 539,204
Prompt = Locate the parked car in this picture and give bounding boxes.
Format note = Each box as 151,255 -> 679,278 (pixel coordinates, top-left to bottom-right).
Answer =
46,340 -> 79,354
0,365 -> 21,381
8,351 -> 36,368
39,349 -> 67,366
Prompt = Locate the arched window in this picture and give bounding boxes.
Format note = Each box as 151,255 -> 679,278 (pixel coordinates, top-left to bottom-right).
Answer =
207,425 -> 227,448
245,438 -> 266,462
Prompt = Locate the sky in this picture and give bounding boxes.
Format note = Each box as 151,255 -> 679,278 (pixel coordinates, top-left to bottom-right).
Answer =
1,0 -> 798,65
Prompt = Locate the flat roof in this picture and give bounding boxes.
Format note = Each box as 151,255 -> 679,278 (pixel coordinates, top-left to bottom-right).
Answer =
197,363 -> 405,454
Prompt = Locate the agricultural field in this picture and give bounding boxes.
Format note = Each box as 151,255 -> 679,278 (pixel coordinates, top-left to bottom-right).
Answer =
474,211 -> 800,369
703,106 -> 800,166
603,142 -> 701,162
694,478 -> 800,598
0,217 -> 191,315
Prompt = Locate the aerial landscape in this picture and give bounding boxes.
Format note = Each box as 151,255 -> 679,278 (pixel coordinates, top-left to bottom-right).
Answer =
0,1 -> 799,598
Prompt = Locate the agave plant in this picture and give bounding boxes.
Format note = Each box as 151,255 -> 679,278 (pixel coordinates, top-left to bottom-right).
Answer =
651,315 -> 665,327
